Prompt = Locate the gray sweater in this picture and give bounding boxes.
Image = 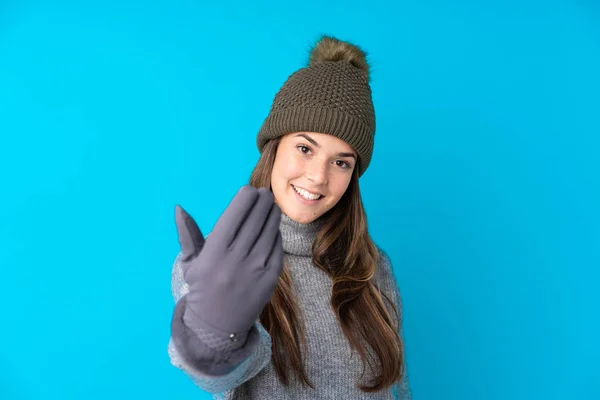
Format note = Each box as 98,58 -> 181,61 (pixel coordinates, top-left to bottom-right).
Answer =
168,213 -> 412,399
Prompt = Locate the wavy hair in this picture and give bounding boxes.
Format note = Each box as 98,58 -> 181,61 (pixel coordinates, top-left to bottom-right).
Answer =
249,137 -> 405,391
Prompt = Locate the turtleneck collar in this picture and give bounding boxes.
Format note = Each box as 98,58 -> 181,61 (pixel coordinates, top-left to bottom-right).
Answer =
279,212 -> 322,257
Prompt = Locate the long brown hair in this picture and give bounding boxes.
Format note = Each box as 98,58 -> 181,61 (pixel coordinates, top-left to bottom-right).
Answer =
249,137 -> 405,391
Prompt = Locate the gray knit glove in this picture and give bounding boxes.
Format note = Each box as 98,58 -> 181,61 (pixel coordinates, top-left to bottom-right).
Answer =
171,186 -> 283,374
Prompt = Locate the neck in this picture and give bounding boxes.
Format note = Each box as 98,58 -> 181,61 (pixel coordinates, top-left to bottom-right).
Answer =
279,213 -> 322,257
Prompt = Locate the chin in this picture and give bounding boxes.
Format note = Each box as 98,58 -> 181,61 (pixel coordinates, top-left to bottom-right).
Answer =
289,212 -> 320,224
280,204 -> 320,224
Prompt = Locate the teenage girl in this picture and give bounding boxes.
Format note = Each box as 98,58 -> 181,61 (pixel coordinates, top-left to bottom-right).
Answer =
169,35 -> 411,399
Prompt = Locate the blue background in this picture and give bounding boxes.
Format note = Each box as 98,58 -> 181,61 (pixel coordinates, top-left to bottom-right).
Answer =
1,1 -> 599,399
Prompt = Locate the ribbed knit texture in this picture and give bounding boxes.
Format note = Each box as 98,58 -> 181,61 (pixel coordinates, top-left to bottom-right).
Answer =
256,60 -> 376,176
168,213 -> 411,399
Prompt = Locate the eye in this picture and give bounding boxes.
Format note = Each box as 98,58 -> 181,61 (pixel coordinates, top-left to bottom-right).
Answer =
335,160 -> 351,169
297,145 -> 311,154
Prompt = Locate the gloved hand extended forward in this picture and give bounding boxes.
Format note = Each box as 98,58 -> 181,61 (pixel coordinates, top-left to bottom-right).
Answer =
171,186 -> 284,373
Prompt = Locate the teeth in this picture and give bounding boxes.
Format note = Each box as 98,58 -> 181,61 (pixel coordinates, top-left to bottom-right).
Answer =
293,185 -> 321,200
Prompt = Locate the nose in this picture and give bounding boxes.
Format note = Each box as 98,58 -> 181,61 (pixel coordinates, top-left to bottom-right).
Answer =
305,159 -> 328,186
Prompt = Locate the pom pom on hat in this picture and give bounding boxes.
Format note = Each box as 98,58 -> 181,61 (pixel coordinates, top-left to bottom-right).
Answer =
308,35 -> 370,80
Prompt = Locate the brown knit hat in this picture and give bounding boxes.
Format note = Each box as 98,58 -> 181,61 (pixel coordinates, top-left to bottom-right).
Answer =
256,35 -> 376,177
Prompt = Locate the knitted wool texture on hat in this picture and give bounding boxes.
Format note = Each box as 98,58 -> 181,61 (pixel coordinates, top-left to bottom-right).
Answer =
256,44 -> 376,177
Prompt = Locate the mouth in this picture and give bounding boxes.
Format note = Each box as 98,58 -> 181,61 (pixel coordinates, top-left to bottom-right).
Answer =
291,184 -> 324,202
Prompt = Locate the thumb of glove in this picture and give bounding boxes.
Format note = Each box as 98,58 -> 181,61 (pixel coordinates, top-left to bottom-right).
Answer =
175,205 -> 206,269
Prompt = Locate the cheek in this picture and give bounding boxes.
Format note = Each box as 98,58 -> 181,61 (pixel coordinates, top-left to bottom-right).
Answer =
324,174 -> 352,205
274,156 -> 303,181
271,154 -> 302,199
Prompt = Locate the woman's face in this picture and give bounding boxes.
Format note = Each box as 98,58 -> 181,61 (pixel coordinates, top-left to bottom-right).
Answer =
271,132 -> 357,224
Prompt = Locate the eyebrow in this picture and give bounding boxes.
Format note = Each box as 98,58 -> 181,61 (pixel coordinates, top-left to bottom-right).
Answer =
295,133 -> 356,159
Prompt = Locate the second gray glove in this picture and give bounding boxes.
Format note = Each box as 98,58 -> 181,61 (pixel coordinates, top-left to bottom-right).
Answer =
175,186 -> 284,353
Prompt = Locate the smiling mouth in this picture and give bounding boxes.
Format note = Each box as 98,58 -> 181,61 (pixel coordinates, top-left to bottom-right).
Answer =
292,184 -> 323,201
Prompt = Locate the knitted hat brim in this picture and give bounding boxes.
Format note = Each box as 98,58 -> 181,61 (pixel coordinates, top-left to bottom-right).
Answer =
256,106 -> 374,176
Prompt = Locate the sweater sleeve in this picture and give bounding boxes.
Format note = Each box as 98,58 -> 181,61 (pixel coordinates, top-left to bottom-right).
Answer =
377,249 -> 413,400
167,252 -> 273,394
